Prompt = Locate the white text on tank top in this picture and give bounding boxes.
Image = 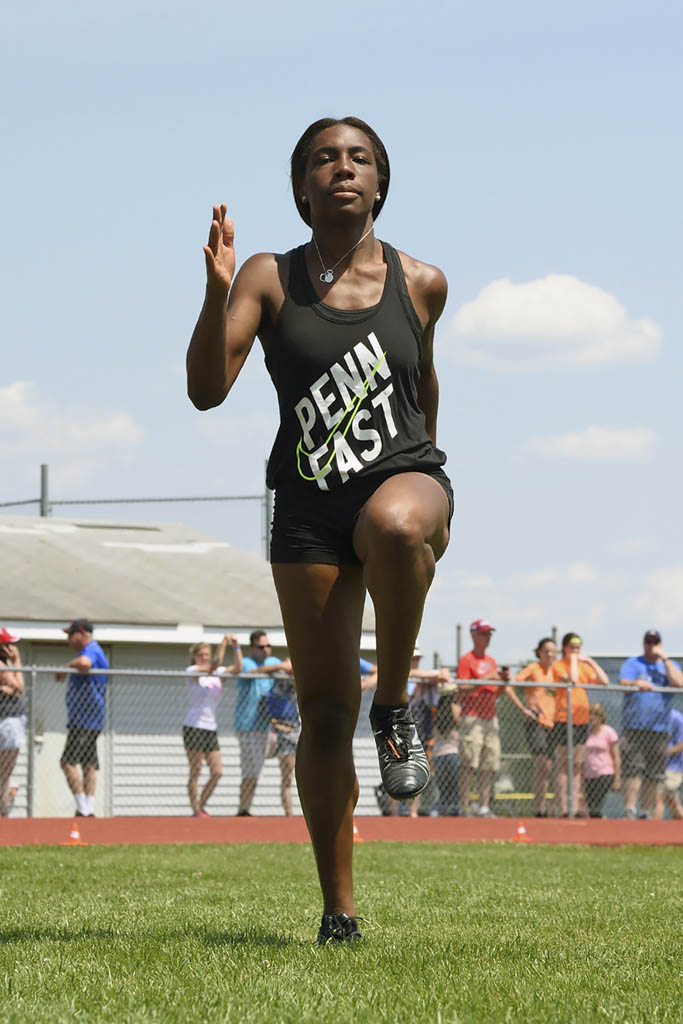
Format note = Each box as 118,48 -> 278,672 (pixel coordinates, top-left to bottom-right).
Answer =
294,330 -> 397,490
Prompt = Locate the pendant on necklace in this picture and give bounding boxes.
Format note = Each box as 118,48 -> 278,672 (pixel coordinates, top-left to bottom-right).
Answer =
320,270 -> 334,284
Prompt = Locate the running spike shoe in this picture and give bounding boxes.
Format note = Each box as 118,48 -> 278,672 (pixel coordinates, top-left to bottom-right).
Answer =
369,703 -> 430,800
316,913 -> 362,946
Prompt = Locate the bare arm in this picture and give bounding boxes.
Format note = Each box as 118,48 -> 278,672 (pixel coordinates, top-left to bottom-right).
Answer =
399,254 -> 448,445
580,656 -> 609,686
611,742 -> 621,788
416,270 -> 448,444
0,670 -> 23,696
0,645 -> 23,696
652,645 -> 683,688
186,205 -> 277,410
68,655 -> 93,673
245,659 -> 292,677
503,685 -> 537,719
619,675 -> 653,692
212,633 -> 243,675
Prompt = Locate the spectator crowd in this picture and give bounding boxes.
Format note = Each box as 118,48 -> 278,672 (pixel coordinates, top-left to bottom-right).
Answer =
1,618 -> 682,820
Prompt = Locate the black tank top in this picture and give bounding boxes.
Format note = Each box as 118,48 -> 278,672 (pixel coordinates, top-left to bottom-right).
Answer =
264,241 -> 447,492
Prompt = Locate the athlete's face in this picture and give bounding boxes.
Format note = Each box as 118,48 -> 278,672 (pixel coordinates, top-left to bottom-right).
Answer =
303,125 -> 380,222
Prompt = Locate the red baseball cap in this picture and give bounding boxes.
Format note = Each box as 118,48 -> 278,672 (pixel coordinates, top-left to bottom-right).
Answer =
0,628 -> 21,644
470,619 -> 495,633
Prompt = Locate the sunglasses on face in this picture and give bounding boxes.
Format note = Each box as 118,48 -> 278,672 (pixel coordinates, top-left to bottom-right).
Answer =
254,643 -> 271,649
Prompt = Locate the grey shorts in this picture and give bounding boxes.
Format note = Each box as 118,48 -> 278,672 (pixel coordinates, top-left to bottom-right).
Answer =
622,729 -> 669,781
0,716 -> 26,751
237,731 -> 267,779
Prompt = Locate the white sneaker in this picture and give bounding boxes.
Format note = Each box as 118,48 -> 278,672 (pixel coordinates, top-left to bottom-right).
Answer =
477,806 -> 494,818
624,807 -> 637,820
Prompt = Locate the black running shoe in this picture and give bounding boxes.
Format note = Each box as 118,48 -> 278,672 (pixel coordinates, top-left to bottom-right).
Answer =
316,913 -> 362,946
370,703 -> 430,800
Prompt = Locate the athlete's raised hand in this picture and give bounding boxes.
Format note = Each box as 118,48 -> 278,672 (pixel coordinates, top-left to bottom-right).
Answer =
203,203 -> 235,296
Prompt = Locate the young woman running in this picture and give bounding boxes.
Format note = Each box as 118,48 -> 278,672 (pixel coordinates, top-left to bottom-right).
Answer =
187,116 -> 452,944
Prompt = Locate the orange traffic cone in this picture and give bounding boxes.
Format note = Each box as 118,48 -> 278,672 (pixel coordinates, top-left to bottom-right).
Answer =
352,820 -> 365,843
511,822 -> 532,843
62,821 -> 88,846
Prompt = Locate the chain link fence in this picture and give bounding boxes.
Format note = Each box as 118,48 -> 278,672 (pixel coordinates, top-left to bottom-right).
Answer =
2,665 -> 682,820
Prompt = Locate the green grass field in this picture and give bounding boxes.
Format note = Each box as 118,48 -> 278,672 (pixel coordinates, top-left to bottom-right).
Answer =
1,843 -> 681,1023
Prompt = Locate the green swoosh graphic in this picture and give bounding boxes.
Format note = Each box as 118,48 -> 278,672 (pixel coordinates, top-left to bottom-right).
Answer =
296,352 -> 387,482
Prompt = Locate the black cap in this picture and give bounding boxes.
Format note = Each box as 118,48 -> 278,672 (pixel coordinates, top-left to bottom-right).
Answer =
63,618 -> 94,636
643,629 -> 661,644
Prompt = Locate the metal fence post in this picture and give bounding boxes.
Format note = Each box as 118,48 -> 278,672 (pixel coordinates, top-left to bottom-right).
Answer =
105,673 -> 114,816
26,667 -> 37,817
566,682 -> 574,818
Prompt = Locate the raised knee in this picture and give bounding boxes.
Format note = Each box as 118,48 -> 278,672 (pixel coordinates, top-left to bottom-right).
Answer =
364,505 -> 425,557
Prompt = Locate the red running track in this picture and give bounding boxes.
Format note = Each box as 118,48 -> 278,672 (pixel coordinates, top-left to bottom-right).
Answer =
1,816 -> 682,847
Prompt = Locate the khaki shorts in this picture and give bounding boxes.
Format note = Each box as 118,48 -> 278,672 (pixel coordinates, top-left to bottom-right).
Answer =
237,731 -> 267,780
662,769 -> 683,794
460,715 -> 500,772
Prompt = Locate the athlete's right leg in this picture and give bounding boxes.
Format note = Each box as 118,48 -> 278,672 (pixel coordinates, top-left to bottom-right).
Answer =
272,562 -> 365,917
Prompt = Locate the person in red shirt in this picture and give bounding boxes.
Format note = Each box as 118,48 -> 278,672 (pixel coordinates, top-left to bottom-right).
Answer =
457,620 -> 534,817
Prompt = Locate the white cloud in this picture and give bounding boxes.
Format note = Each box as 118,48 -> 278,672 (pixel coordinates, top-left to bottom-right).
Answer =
516,562 -> 598,587
446,274 -> 661,371
524,425 -> 657,461
632,567 -> 683,628
0,381 -> 144,458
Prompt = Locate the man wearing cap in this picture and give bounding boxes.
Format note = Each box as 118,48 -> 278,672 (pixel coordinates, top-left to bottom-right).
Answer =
456,620 -> 533,817
618,630 -> 683,819
55,619 -> 109,817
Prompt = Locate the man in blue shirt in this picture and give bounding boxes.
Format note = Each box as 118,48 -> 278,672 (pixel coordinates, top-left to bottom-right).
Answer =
55,619 -> 109,817
235,629 -> 290,816
619,629 -> 683,819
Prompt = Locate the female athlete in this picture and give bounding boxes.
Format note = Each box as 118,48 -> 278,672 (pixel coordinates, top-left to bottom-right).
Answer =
187,116 -> 452,944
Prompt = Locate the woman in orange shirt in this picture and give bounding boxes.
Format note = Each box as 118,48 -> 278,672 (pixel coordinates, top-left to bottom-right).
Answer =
514,637 -> 557,817
552,632 -> 609,816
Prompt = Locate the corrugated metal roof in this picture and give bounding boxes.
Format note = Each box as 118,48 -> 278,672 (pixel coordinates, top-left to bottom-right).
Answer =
0,514 -> 376,634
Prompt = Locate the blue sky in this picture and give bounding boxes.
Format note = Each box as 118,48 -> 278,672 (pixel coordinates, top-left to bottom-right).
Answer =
3,1 -> 682,662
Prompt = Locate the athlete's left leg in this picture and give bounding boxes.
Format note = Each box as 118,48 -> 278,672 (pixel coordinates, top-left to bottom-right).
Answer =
353,473 -> 450,704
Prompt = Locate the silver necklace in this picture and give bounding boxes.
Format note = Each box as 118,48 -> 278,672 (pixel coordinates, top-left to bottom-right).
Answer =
312,226 -> 375,284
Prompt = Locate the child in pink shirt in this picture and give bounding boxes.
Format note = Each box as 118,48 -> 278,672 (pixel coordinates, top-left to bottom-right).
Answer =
583,703 -> 621,818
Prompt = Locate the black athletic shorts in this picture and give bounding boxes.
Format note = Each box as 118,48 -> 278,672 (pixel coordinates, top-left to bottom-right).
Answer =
621,728 -> 669,781
549,722 -> 589,751
524,719 -> 552,757
182,726 -> 220,753
270,468 -> 454,565
61,726 -> 101,769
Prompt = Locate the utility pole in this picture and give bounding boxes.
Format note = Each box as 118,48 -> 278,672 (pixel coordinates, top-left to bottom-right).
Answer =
40,464 -> 49,516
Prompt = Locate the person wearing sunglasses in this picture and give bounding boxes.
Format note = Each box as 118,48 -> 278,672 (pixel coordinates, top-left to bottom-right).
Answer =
234,630 -> 291,817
